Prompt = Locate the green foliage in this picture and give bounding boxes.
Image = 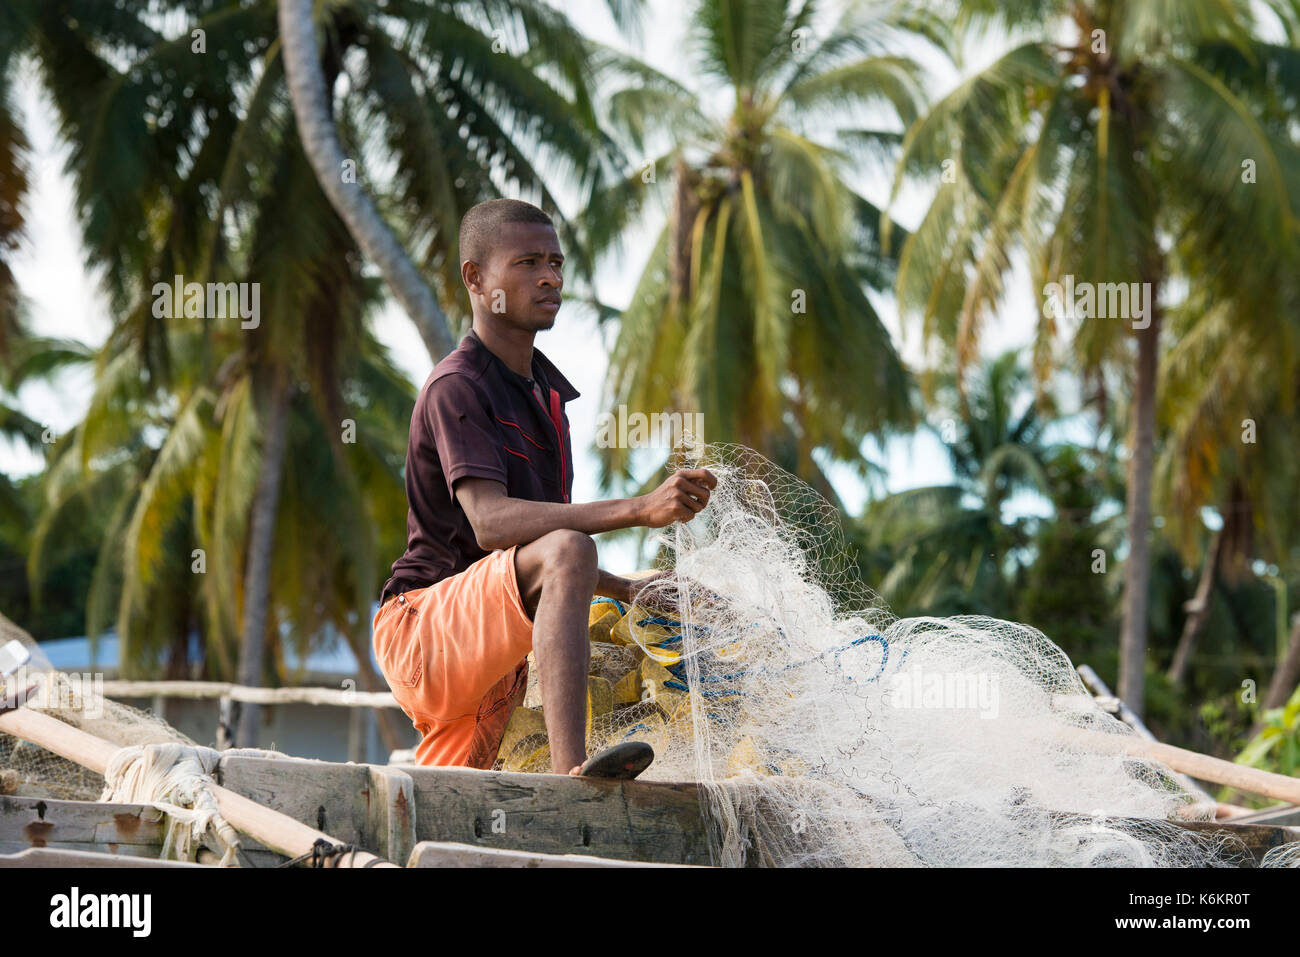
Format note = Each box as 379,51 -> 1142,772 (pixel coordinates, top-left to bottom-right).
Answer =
854,350 -> 1055,618
1239,686 -> 1300,778
0,475 -> 98,640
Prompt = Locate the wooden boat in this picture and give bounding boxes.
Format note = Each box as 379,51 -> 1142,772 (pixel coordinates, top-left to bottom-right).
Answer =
2,749 -> 1297,867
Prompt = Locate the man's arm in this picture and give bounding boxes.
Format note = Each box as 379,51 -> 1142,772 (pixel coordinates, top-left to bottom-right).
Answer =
455,468 -> 716,550
455,468 -> 717,604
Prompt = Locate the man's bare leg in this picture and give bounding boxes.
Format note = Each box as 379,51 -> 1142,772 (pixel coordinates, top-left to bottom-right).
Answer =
513,529 -> 598,774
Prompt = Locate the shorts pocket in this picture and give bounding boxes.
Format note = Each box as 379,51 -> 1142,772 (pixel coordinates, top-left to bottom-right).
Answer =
379,598 -> 424,689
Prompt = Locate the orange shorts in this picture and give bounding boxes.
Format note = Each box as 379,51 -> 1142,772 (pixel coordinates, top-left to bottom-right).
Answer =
371,547 -> 534,768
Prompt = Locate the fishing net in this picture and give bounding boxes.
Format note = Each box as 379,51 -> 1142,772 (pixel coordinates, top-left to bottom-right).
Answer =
503,442 -> 1297,867
0,612 -> 198,801
1262,842 -> 1300,867
0,613 -> 277,865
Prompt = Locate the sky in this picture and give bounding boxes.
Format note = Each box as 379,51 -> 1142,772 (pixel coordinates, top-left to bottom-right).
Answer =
3,0 -> 1045,575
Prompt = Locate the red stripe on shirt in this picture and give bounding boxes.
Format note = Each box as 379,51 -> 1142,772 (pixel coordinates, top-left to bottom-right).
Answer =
495,416 -> 547,450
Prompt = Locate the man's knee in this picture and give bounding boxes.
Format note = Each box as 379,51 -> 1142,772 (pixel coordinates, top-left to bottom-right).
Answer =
514,530 -> 598,614
538,529 -> 598,582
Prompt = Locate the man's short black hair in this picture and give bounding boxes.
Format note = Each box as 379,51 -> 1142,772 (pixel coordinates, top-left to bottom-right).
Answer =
458,199 -> 555,267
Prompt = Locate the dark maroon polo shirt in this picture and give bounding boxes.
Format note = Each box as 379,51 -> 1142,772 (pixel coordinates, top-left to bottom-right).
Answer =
380,328 -> 579,603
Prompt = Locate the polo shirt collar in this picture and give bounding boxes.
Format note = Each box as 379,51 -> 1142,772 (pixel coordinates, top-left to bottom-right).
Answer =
463,327 -> 580,401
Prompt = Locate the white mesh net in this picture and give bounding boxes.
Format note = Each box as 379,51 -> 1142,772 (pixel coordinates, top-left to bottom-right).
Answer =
611,442 -> 1294,867
0,612 -> 197,801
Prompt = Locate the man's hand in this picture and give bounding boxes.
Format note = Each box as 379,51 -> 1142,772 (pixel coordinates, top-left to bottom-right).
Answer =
637,468 -> 718,528
607,570 -> 725,621
625,570 -> 675,613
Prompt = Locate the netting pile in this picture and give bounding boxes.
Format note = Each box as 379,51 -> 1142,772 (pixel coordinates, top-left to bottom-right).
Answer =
0,613 -> 272,865
505,442 -> 1293,867
0,613 -> 196,801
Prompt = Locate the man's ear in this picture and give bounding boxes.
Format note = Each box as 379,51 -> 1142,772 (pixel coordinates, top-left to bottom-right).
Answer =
462,259 -> 483,296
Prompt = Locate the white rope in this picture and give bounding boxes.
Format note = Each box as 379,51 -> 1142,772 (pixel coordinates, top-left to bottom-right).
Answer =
99,744 -> 279,866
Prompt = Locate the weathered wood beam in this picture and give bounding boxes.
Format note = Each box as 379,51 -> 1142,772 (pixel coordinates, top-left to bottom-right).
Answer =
1,795 -> 165,849
0,707 -> 397,867
406,841 -> 698,867
0,795 -> 283,865
1225,804 -> 1300,828
99,680 -> 399,708
0,847 -> 206,868
1165,819 -> 1300,865
215,755 -> 416,864
0,798 -> 163,861
203,756 -> 1300,867
6,744 -> 1295,867
402,766 -> 715,864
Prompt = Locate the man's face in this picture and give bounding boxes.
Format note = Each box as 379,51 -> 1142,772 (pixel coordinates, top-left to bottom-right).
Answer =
468,222 -> 564,332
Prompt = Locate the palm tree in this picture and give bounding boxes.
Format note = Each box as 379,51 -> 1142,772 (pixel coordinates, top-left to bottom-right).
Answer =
891,0 -> 1300,716
1016,441 -> 1124,666
932,350 -> 1052,519
6,0 -> 628,360
584,0 -> 930,504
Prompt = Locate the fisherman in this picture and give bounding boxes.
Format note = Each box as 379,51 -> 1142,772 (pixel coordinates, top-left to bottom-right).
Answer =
373,198 -> 717,779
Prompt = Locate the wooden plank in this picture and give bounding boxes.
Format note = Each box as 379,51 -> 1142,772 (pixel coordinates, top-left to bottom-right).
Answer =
0,795 -> 284,865
219,756 -> 1300,867
1056,723 -> 1300,805
0,840 -> 162,859
144,751 -> 1300,867
1164,820 -> 1300,866
1039,809 -> 1300,866
216,754 -> 378,855
99,680 -> 400,708
1224,804 -> 1300,827
5,761 -> 1297,866
216,756 -> 710,865
406,840 -> 699,868
0,707 -> 396,868
403,766 -> 713,865
0,796 -> 166,847
367,765 -> 415,864
0,847 -> 206,868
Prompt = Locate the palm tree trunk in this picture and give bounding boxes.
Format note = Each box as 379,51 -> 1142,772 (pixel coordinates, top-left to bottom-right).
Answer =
1166,528 -> 1223,685
233,370 -> 292,748
671,159 -> 698,309
1118,285 -> 1162,718
277,0 -> 455,362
